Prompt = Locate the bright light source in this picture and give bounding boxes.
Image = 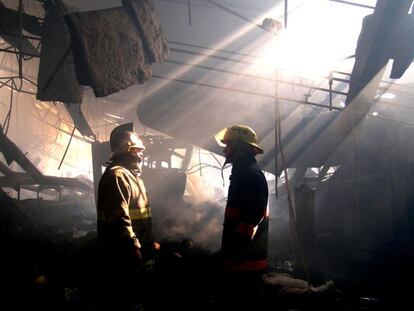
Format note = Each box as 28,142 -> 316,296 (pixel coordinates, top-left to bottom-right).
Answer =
371,111 -> 379,116
256,0 -> 367,78
257,26 -> 336,77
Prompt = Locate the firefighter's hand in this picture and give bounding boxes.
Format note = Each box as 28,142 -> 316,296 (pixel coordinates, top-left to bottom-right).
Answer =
131,237 -> 143,262
134,247 -> 143,262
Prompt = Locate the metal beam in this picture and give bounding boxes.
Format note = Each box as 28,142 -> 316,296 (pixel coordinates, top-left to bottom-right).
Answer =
329,0 -> 375,9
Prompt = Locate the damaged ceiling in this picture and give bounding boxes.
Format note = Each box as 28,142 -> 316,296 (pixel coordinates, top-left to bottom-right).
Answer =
136,0 -> 414,176
2,0 -> 414,176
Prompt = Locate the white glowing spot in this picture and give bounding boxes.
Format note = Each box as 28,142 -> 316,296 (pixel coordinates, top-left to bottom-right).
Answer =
104,113 -> 124,119
322,166 -> 341,181
371,111 -> 379,116
380,92 -> 395,99
311,167 -> 320,174
103,118 -> 119,125
338,100 -> 345,108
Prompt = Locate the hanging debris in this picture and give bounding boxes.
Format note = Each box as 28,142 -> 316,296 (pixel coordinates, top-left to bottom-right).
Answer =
37,0 -> 168,102
37,3 -> 82,103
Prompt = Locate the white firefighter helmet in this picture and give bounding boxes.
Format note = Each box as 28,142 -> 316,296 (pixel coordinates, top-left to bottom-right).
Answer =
110,130 -> 145,158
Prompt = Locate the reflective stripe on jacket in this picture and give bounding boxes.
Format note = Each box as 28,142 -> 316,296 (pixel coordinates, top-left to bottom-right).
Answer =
221,160 -> 269,272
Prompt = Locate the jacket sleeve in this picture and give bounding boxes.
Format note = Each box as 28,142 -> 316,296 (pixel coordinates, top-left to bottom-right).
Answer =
100,169 -> 141,248
236,172 -> 268,239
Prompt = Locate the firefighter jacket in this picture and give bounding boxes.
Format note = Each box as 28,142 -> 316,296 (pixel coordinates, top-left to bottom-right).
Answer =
221,157 -> 269,272
97,159 -> 154,263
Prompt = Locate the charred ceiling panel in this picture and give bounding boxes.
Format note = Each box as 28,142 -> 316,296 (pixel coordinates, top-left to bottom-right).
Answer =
37,4 -> 82,103
390,13 -> 414,79
65,8 -> 152,97
337,0 -> 413,139
123,0 -> 168,63
346,0 -> 412,105
65,0 -> 168,98
36,0 -> 168,102
346,0 -> 413,107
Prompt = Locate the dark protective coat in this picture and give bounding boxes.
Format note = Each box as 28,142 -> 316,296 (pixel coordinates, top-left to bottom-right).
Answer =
222,158 -> 269,272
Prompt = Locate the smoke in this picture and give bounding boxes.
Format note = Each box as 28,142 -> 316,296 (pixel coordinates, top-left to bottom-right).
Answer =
145,151 -> 230,252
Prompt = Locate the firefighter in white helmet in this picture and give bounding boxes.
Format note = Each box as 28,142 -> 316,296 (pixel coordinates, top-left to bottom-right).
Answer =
96,128 -> 158,310
215,125 -> 269,309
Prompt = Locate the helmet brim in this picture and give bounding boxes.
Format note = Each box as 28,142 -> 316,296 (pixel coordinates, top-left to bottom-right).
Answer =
214,128 -> 228,147
251,143 -> 264,154
214,127 -> 264,154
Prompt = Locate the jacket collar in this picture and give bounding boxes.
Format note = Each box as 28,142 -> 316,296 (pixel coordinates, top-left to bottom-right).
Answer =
107,155 -> 141,176
231,155 -> 256,175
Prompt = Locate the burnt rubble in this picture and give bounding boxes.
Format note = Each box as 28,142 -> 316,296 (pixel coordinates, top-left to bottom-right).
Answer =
3,183 -> 410,311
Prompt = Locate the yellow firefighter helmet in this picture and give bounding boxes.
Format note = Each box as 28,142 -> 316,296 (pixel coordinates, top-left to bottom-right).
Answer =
215,125 -> 263,154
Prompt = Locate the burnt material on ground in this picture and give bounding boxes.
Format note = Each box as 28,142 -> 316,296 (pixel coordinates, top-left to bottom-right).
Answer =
0,188 -> 97,310
2,187 -> 414,310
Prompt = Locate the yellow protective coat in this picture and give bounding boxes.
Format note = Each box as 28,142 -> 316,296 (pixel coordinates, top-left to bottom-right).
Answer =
97,163 -> 153,260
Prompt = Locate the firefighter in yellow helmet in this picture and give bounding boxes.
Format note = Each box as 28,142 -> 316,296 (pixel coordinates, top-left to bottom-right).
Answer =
215,125 -> 269,309
96,129 -> 158,310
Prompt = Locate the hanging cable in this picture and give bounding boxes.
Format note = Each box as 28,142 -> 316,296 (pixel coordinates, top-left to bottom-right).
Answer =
198,146 -> 202,176
18,0 -> 23,80
187,0 -> 192,26
275,70 -> 311,284
300,102 -> 307,143
185,161 -> 221,172
205,0 -> 262,30
274,71 -> 279,198
284,0 -> 288,28
209,151 -> 223,168
3,82 -> 13,135
58,126 -> 76,170
186,163 -> 222,175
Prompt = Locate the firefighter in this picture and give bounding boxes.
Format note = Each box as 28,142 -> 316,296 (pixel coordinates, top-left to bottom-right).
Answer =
96,129 -> 158,310
215,125 -> 269,309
